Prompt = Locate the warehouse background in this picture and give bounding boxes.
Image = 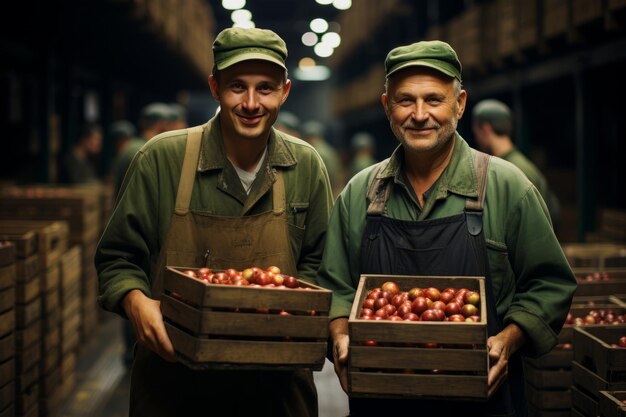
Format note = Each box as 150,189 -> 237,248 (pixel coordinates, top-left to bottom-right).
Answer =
0,1 -> 626,416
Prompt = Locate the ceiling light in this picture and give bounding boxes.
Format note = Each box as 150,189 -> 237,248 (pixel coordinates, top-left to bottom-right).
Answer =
294,65 -> 331,81
310,18 -> 329,33
222,0 -> 245,10
315,0 -> 334,4
231,9 -> 252,23
299,57 -> 317,68
333,0 -> 352,10
321,32 -> 341,48
314,42 -> 334,58
301,32 -> 318,47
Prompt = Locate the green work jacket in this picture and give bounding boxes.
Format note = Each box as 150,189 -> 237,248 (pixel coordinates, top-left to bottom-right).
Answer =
502,147 -> 549,205
316,133 -> 577,357
96,116 -> 333,316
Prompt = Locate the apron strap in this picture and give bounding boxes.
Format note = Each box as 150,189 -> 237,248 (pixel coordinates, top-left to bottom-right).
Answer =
272,170 -> 286,214
174,125 -> 204,215
366,162 -> 392,216
465,150 -> 491,212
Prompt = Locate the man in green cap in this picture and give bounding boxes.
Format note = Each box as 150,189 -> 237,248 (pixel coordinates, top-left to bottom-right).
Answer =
472,98 -> 560,230
316,40 -> 576,416
96,27 -> 333,416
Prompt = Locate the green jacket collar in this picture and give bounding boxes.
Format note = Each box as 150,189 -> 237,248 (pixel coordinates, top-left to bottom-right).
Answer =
197,115 -> 298,172
377,133 -> 480,201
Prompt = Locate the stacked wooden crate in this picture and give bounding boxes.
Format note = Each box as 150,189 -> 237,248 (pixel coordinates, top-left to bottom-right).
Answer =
572,326 -> 626,416
0,185 -> 102,348
0,226 -> 41,417
0,241 -> 16,417
0,221 -> 68,417
58,245 -> 82,401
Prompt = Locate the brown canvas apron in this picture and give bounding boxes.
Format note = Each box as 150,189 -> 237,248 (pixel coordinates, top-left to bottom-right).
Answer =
129,125 -> 318,417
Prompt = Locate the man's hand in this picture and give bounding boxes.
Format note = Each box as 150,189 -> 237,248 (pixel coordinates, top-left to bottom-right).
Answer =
122,289 -> 177,362
329,317 -> 350,393
487,323 -> 526,398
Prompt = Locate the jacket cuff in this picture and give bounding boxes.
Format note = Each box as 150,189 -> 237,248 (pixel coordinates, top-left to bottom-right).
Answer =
98,278 -> 152,318
503,308 -> 558,358
329,299 -> 354,320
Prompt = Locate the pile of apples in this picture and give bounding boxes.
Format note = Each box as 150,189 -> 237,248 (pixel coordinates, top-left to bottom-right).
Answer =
563,308 -> 626,326
577,271 -> 611,282
181,266 -> 305,289
358,281 -> 481,322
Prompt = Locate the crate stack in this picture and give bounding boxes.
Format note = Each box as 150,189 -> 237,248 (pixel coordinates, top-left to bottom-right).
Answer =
0,225 -> 41,417
0,241 -> 16,417
0,185 -> 102,349
571,326 -> 626,417
57,245 -> 82,403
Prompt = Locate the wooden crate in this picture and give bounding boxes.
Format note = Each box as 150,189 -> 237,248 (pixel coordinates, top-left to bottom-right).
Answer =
0,264 -> 15,291
524,361 -> 572,389
0,381 -> 14,413
573,325 -> 626,382
0,221 -> 68,271
0,404 -> 13,417
0,333 -> 14,363
543,0 -> 570,38
560,305 -> 626,342
0,286 -> 14,314
0,242 -> 15,267
527,404 -> 573,417
573,360 -> 626,398
572,269 -> 626,296
15,255 -> 39,283
15,297 -> 40,328
15,320 -> 40,351
571,383 -> 599,417
0,310 -> 14,339
600,390 -> 626,417
348,274 -> 488,400
526,381 -> 571,410
523,345 -> 573,369
563,243 -> 626,268
15,383 -> 38,417
41,263 -> 59,295
16,361 -> 38,394
0,186 -> 101,244
162,266 -> 331,370
59,246 -> 81,289
0,229 -> 37,259
0,358 -> 14,387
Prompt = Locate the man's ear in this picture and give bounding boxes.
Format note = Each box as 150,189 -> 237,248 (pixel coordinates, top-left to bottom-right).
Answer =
281,79 -> 292,105
208,75 -> 220,101
381,93 -> 390,118
457,89 -> 467,119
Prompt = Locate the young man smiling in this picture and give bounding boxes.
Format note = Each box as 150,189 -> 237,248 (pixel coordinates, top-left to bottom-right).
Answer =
96,27 -> 333,417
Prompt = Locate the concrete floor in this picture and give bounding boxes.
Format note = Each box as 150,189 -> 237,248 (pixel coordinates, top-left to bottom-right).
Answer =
58,316 -> 349,417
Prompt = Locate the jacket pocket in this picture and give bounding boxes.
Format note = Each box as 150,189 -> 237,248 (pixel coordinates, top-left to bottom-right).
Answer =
485,241 -> 514,310
288,202 -> 309,230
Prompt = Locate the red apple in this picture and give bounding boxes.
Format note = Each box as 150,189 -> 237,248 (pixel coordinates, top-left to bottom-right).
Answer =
431,301 -> 446,311
367,290 -> 382,300
444,301 -> 462,316
439,291 -> 454,304
424,287 -> 441,301
225,268 -> 239,278
198,267 -> 212,277
255,272 -> 271,286
380,290 -> 393,302
461,303 -> 479,318
391,293 -> 407,308
360,308 -> 374,318
242,268 -> 255,281
448,314 -> 465,322
408,287 -> 425,300
381,281 -> 400,296
411,297 -> 430,315
382,304 -> 396,316
182,270 -> 197,278
374,308 -> 389,319
618,336 -> 626,348
374,297 -> 389,310
421,309 -> 443,321
464,291 -> 480,306
403,313 -> 419,321
388,315 -> 404,321
283,276 -> 299,288
271,273 -> 285,286
397,302 -> 412,317
362,298 -> 375,310
582,314 -> 597,325
266,265 -> 281,274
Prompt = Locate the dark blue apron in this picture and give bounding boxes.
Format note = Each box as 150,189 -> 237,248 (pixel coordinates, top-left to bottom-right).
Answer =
349,151 -> 524,417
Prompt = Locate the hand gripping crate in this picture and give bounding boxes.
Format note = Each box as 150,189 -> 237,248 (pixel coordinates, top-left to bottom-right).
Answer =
162,266 -> 332,370
348,274 -> 488,400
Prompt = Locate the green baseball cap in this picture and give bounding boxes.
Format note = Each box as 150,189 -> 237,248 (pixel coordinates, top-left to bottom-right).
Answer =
213,27 -> 288,71
385,40 -> 462,81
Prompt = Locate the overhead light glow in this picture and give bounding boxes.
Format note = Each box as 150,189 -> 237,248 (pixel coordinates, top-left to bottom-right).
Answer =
294,65 -> 331,81
333,0 -> 352,10
299,57 -> 317,68
321,32 -> 341,48
231,9 -> 252,23
301,32 -> 318,47
222,0 -> 245,10
233,20 -> 255,29
314,42 -> 334,58
310,18 -> 329,33
315,0 -> 334,4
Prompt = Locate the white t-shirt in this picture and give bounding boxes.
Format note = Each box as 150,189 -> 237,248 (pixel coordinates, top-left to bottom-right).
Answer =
232,148 -> 267,195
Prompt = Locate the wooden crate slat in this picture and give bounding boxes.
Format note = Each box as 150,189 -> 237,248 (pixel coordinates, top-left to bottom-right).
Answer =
0,286 -> 14,314
526,382 -> 571,409
16,341 -> 40,375
571,384 -> 598,417
522,347 -> 573,369
573,326 -> 626,381
16,361 -> 39,393
15,382 -> 38,416
165,322 -> 326,370
0,265 -> 15,290
0,333 -> 14,362
524,361 -> 572,389
15,298 -> 41,329
41,264 -> 59,294
0,221 -> 68,271
15,255 -> 39,283
0,358 -> 14,387
0,229 -> 37,259
0,310 -> 14,339
0,242 -> 15,267
0,381 -> 14,411
599,390 -> 626,417
572,360 -> 626,399
15,320 -> 40,350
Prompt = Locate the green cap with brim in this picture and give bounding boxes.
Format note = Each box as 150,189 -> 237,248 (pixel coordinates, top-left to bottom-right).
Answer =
385,40 -> 462,81
213,27 -> 288,71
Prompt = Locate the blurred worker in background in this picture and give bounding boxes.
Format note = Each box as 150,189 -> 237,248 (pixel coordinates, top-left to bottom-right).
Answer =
472,99 -> 560,230
111,102 -> 171,196
110,120 -> 137,156
349,131 -> 377,178
95,27 -> 333,416
317,40 -> 577,417
168,102 -> 188,130
59,122 -> 103,184
274,110 -> 302,138
302,120 -> 343,198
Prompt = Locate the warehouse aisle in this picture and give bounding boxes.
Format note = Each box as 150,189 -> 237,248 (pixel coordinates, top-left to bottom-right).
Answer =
57,315 -> 349,417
